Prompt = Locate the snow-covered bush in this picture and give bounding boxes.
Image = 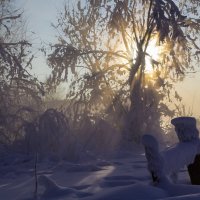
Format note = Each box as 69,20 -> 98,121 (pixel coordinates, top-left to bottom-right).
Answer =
20,109 -> 80,161
142,133 -> 199,184
37,109 -> 79,161
11,108 -> 123,161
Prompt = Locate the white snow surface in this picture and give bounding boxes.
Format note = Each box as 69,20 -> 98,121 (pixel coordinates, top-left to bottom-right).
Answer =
1,146 -> 200,200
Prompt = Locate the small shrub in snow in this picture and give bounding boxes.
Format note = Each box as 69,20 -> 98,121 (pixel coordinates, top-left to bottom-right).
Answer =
38,109 -> 79,161
21,109 -> 80,162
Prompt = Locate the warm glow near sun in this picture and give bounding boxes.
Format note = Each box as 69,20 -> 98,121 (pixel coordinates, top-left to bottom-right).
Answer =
145,37 -> 160,73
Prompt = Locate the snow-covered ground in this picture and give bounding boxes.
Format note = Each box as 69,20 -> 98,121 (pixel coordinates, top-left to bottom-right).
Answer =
1,147 -> 200,200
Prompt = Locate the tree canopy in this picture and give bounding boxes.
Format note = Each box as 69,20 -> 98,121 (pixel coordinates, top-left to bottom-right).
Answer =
0,0 -> 44,143
47,0 -> 200,141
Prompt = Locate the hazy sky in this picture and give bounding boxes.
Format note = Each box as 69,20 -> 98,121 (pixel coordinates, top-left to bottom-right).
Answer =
17,0 -> 64,80
18,0 -> 61,42
176,72 -> 200,117
15,0 -> 200,117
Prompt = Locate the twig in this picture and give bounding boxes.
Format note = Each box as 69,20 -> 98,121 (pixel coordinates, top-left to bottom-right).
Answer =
34,152 -> 38,199
0,14 -> 22,22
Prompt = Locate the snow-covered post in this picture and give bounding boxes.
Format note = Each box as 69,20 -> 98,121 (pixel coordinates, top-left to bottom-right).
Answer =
142,135 -> 166,184
171,117 -> 200,184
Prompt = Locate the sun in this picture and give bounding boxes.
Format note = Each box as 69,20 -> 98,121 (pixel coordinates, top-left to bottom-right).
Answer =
145,37 -> 160,73
129,35 -> 162,75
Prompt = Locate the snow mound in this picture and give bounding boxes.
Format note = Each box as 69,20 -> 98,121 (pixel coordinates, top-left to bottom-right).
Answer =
87,183 -> 168,200
38,175 -> 91,198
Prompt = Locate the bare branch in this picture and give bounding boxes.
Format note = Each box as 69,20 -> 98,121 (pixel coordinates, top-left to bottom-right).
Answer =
0,14 -> 22,22
0,41 -> 32,46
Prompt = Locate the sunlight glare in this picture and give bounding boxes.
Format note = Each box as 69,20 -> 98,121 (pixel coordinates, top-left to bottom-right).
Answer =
145,37 -> 160,73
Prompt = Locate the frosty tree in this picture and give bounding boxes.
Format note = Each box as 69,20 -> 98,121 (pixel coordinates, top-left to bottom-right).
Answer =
47,0 -> 200,141
0,0 -> 44,143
